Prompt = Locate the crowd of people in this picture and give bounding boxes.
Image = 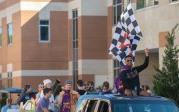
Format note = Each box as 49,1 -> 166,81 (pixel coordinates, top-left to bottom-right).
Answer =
1,48 -> 152,112
1,80 -> 152,112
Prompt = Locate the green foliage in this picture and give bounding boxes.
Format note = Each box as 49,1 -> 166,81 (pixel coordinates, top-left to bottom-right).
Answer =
153,24 -> 179,104
0,93 -> 8,109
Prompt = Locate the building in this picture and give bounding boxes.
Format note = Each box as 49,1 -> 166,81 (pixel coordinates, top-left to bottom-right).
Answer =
132,0 -> 179,87
0,0 -> 178,89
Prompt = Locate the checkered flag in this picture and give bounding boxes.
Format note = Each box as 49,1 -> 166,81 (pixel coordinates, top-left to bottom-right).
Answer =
121,4 -> 143,37
109,22 -> 132,65
109,4 -> 142,66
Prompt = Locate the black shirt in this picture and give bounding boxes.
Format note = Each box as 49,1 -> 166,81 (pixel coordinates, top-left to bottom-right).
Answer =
119,56 -> 149,95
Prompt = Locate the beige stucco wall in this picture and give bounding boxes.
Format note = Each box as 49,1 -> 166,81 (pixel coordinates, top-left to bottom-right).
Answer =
135,52 -> 159,89
134,0 -> 179,50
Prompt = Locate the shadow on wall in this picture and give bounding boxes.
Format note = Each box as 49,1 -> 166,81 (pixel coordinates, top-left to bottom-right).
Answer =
19,0 -> 70,88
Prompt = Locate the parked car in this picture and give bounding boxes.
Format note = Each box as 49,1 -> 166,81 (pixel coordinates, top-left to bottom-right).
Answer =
0,87 -> 23,111
76,93 -> 179,112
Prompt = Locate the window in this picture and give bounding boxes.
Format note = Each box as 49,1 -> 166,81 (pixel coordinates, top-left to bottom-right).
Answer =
113,60 -> 120,79
0,27 -> 2,47
171,0 -> 178,2
72,9 -> 78,89
72,9 -> 78,49
97,101 -> 109,112
113,101 -> 179,112
86,100 -> 98,112
7,72 -> 12,87
113,0 -> 122,25
154,0 -> 159,5
136,0 -> 159,9
7,23 -> 13,45
7,72 -> 12,78
137,0 -> 145,9
39,20 -> 50,42
76,100 -> 88,112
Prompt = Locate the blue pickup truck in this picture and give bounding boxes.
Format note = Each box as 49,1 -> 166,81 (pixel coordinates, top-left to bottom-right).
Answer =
76,93 -> 179,112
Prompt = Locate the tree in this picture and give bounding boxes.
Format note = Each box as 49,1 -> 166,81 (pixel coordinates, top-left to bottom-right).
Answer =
153,24 -> 179,104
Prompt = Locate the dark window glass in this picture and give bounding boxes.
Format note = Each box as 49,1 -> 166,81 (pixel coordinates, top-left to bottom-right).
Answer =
72,10 -> 78,18
113,0 -> 122,25
154,0 -> 159,5
113,0 -> 116,4
40,20 -> 49,41
7,23 -> 13,45
97,101 -> 109,112
72,20 -> 76,41
113,0 -> 122,4
72,9 -> 78,89
116,0 -> 121,3
40,20 -> 49,25
86,100 -> 98,112
137,0 -> 145,9
7,72 -> 12,87
74,49 -> 78,60
113,6 -> 116,25
113,60 -> 120,68
117,5 -> 122,22
8,72 -> 12,78
113,60 -> 120,78
40,26 -> 49,41
137,0 -> 159,9
73,41 -> 78,48
75,19 -> 78,40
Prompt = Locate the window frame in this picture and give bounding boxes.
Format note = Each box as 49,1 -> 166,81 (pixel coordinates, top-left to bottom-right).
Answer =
39,20 -> 50,43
